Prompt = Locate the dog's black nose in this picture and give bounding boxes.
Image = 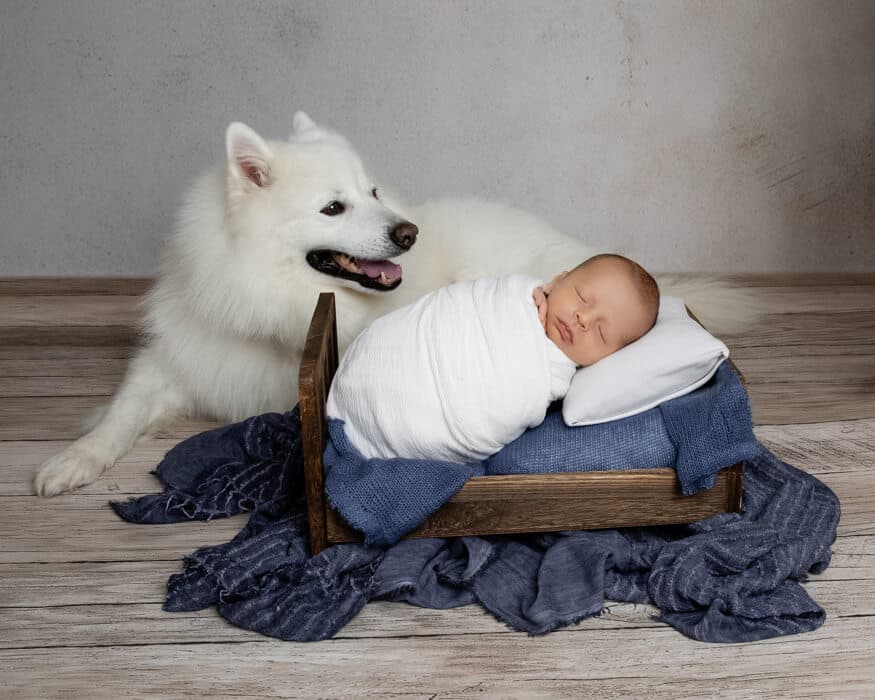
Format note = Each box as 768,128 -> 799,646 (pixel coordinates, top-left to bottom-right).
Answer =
390,222 -> 418,250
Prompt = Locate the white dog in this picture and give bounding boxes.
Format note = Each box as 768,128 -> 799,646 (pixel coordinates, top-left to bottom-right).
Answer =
34,112 -> 757,496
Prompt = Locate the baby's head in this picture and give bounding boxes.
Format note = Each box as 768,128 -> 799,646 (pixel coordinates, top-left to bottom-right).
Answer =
544,253 -> 659,366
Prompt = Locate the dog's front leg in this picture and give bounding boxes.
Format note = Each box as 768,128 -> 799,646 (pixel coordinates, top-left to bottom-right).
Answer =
33,347 -> 188,496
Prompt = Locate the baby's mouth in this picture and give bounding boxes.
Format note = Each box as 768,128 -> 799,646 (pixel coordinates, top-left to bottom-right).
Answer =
556,319 -> 574,344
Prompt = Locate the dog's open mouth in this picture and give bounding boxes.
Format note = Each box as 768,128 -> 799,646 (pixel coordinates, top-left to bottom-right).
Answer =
306,250 -> 403,291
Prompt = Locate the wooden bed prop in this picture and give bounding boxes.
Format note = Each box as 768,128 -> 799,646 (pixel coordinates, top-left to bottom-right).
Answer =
299,292 -> 744,556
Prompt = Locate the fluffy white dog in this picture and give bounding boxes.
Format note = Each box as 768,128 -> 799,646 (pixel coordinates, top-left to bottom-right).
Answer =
34,112 -> 757,496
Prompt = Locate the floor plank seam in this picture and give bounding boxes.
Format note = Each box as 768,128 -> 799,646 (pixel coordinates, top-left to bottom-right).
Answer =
0,602 -> 167,609
0,558 -> 186,565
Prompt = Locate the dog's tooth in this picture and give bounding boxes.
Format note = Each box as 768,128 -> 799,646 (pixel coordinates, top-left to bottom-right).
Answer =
333,252 -> 364,274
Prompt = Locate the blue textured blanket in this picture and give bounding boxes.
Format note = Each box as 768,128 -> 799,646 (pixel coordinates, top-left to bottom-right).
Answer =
111,366 -> 841,643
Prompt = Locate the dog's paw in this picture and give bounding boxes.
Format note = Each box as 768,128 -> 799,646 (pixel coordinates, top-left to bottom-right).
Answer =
33,445 -> 110,497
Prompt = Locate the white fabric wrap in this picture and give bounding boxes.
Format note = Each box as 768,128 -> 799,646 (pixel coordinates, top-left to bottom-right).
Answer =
326,274 -> 575,463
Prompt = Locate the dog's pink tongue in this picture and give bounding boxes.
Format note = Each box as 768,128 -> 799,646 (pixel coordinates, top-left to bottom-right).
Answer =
359,259 -> 402,281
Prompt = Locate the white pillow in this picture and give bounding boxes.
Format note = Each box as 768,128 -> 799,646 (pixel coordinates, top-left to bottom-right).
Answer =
561,296 -> 729,426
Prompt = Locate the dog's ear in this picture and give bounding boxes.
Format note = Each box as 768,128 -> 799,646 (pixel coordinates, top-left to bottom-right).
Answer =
291,111 -> 318,136
290,111 -> 353,148
226,122 -> 274,194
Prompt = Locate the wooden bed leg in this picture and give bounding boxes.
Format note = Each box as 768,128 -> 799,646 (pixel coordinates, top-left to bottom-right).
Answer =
727,462 -> 745,513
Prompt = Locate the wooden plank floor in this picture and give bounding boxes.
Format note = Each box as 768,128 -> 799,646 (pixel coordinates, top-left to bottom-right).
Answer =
0,275 -> 873,699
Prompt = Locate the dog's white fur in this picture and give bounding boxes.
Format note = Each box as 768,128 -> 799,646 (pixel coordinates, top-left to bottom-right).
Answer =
34,112 -> 759,496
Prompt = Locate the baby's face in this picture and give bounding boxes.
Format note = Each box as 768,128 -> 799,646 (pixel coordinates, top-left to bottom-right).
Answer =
544,259 -> 654,366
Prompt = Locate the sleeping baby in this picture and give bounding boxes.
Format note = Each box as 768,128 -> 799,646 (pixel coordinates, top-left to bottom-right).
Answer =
326,253 -> 659,463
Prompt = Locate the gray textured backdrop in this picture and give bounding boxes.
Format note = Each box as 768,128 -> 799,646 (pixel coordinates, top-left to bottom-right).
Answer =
1,0 -> 873,275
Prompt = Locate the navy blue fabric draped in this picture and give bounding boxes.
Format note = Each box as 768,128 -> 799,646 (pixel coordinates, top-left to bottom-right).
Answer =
111,364 -> 839,643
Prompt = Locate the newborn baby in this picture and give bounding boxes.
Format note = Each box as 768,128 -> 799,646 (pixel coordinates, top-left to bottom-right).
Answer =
326,253 -> 659,463
534,253 -> 659,366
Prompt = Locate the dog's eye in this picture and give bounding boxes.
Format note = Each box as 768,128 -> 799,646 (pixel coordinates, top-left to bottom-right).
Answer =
320,201 -> 345,216
371,187 -> 379,199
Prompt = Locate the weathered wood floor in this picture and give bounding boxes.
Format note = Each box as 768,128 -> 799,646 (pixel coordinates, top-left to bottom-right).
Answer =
0,275 -> 873,698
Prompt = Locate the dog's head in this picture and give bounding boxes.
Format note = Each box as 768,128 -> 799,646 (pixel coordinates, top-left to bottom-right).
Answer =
223,112 -> 416,293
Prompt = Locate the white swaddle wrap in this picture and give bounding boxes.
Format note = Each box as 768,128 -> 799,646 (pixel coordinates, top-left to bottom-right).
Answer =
326,274 -> 577,463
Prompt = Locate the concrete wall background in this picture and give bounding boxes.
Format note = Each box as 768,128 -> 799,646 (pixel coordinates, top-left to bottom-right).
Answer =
1,0 -> 873,275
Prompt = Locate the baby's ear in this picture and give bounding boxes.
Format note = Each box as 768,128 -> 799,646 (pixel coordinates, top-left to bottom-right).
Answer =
543,271 -> 567,295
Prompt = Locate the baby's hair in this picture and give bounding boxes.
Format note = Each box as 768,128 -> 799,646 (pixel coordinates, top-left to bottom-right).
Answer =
575,253 -> 660,344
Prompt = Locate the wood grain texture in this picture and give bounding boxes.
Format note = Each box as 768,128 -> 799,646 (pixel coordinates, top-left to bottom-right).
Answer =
0,397 -> 221,441
2,273 -> 871,294
3,539 -> 869,607
3,576 -> 874,649
3,467 -> 869,564
0,495 -> 247,564
324,466 -> 743,545
0,278 -> 152,295
298,292 -> 338,557
1,617 -> 873,699
0,275 -> 873,698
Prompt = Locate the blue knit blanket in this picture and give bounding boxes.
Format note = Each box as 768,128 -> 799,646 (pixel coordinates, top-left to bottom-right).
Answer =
111,364 -> 840,643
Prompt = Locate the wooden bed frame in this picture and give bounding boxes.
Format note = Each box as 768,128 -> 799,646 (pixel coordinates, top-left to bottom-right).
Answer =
299,293 -> 744,556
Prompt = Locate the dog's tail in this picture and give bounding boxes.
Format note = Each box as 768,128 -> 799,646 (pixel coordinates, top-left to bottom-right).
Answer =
656,275 -> 764,336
